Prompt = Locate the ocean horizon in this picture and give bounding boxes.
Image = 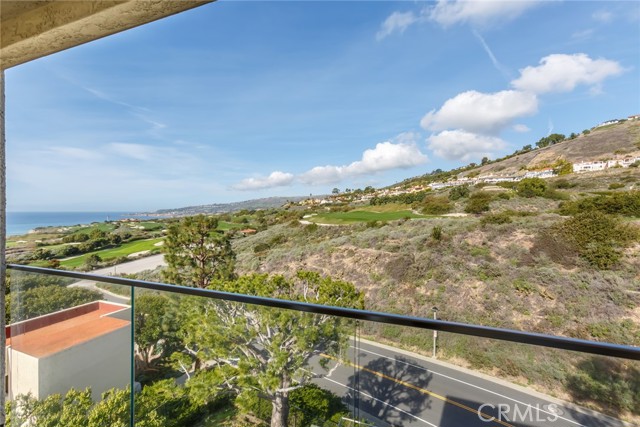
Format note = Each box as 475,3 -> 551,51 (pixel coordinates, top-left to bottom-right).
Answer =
6,211 -> 142,237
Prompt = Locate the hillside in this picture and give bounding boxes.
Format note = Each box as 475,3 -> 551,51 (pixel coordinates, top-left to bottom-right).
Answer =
393,120 -> 640,190
228,168 -> 640,419
468,121 -> 639,175
146,196 -> 308,216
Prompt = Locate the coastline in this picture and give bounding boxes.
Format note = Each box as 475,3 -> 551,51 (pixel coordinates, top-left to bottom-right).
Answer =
5,211 -> 159,237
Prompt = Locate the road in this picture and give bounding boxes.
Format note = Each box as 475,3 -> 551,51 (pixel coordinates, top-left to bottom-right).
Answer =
312,340 -> 629,427
69,254 -> 166,303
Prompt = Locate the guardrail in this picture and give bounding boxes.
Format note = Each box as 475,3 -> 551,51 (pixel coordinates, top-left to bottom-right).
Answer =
7,264 -> 640,360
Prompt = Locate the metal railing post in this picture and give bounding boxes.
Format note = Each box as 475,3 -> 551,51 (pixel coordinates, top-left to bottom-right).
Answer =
0,69 -> 7,427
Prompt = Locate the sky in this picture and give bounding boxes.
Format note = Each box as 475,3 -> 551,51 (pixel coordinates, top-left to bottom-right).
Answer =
6,0 -> 640,212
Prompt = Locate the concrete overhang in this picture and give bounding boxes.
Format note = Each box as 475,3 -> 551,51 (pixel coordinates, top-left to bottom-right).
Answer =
1,0 -> 213,70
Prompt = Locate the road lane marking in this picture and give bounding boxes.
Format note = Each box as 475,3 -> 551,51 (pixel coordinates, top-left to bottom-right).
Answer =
320,375 -> 439,427
322,353 -> 513,427
353,346 -> 585,427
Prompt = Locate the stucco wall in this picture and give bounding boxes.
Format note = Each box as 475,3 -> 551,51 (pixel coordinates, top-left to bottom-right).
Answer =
38,323 -> 131,400
7,347 -> 39,400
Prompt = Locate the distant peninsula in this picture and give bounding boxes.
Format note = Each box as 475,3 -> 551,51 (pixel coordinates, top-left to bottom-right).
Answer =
140,196 -> 310,217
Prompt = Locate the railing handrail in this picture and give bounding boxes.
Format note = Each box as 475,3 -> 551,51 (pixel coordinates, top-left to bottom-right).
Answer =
7,263 -> 640,360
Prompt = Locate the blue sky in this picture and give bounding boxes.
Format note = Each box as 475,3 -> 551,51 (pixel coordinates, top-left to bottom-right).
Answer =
6,0 -> 640,211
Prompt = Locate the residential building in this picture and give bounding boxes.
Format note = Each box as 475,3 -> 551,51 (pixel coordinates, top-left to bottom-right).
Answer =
6,301 -> 131,401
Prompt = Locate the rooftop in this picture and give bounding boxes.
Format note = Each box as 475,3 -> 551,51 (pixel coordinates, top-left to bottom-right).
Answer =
7,301 -> 129,358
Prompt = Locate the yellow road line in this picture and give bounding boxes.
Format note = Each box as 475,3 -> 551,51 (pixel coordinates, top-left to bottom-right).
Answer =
321,353 -> 514,427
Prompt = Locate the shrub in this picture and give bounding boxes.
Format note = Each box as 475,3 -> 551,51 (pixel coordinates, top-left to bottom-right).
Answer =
290,384 -> 349,427
431,225 -> 443,241
496,181 -> 517,190
421,195 -> 452,215
481,212 -> 512,226
517,178 -> 547,198
513,279 -> 535,295
304,223 -> 319,233
566,357 -> 640,414
558,191 -> 640,217
449,185 -> 470,200
553,179 -> 575,189
464,192 -> 493,214
370,189 -> 431,206
608,182 -> 625,190
84,254 -> 102,270
555,211 -> 639,269
543,187 -> 569,200
253,243 -> 270,253
630,160 -> 640,168
553,159 -> 573,175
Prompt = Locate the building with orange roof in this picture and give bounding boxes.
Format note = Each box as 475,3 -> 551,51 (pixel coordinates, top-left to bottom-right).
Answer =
6,301 -> 131,401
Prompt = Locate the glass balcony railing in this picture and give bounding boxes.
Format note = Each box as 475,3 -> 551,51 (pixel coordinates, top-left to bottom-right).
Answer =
5,264 -> 640,427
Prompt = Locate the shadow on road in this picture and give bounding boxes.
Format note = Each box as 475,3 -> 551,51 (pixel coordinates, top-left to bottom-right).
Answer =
347,355 -> 432,426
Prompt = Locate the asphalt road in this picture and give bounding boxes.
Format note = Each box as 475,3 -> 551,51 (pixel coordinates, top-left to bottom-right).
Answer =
69,254 -> 166,303
313,340 -> 629,427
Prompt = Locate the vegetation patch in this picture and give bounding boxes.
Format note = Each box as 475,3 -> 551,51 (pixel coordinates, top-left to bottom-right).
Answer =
310,210 -> 426,224
558,191 -> 640,217
60,238 -> 164,268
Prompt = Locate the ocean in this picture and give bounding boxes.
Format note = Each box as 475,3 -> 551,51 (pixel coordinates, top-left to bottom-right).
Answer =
6,212 -> 137,237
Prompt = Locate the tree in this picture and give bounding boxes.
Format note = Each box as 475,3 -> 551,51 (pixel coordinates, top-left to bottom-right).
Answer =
554,159 -> 573,176
6,386 -> 169,427
33,248 -> 54,260
331,188 -> 340,195
464,192 -> 493,214
10,285 -> 102,323
134,294 -> 181,375
162,215 -> 235,288
449,185 -> 470,201
481,156 -> 489,165
517,178 -> 547,198
536,133 -> 566,148
84,254 -> 102,270
421,195 -> 452,215
177,272 -> 364,427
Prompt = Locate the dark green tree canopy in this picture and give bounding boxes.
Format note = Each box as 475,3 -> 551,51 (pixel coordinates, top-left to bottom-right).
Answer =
162,215 -> 236,288
177,272 -> 364,427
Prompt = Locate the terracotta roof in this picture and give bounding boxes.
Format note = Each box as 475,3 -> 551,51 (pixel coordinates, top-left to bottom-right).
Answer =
7,302 -> 129,358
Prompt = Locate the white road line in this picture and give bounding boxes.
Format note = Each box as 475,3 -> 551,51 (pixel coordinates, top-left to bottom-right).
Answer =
320,375 -> 439,427
352,345 -> 584,427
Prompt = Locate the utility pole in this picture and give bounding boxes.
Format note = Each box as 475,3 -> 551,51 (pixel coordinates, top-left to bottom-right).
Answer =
432,306 -> 438,359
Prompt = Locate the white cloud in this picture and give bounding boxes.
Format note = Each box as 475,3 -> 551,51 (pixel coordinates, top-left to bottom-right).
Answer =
420,90 -> 538,135
233,171 -> 295,191
571,29 -> 594,40
299,140 -> 428,185
48,146 -> 103,161
513,124 -> 531,133
472,29 -> 510,77
108,142 -> 155,161
427,130 -> 506,162
376,11 -> 418,40
511,53 -> 624,94
592,10 -> 613,23
429,0 -> 543,27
